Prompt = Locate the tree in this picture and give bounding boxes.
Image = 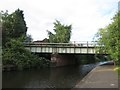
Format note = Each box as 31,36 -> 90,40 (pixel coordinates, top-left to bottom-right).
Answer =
1,9 -> 29,68
2,9 -> 50,70
95,11 -> 120,64
2,9 -> 27,46
24,34 -> 33,44
47,20 -> 72,43
2,38 -> 50,70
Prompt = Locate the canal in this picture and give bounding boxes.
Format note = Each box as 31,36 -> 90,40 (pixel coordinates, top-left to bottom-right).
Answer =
3,64 -> 96,88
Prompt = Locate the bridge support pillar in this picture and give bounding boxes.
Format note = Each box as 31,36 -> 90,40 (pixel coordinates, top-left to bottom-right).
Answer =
51,53 -> 76,67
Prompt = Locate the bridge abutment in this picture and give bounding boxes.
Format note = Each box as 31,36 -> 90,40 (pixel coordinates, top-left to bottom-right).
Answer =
51,54 -> 76,67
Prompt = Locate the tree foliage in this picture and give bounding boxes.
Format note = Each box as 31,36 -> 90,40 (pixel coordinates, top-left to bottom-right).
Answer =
2,9 -> 27,47
2,9 -> 50,70
47,20 -> 72,43
95,11 -> 120,64
24,34 -> 33,44
2,38 -> 50,70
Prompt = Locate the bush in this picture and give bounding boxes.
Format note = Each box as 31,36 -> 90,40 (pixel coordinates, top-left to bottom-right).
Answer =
2,39 -> 51,70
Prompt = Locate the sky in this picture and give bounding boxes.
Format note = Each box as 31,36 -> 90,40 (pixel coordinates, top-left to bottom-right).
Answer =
0,0 -> 119,42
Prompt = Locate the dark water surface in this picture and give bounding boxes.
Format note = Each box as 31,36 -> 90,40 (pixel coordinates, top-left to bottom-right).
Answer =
3,64 -> 95,88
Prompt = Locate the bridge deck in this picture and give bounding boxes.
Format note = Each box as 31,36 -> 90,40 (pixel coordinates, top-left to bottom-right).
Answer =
25,42 -> 98,54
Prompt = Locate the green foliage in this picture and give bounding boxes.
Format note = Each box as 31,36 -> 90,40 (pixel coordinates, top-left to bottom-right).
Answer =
2,9 -> 27,47
2,9 -> 50,70
2,38 -> 50,70
24,34 -> 33,44
47,20 -> 72,43
95,11 -> 120,65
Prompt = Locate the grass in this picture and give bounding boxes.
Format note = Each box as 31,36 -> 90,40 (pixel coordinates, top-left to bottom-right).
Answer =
114,66 -> 120,77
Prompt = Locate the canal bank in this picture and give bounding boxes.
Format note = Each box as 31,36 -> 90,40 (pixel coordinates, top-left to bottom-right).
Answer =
74,65 -> 118,88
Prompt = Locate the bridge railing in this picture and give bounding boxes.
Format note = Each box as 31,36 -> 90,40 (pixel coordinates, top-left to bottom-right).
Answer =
24,41 -> 106,54
24,41 -> 99,48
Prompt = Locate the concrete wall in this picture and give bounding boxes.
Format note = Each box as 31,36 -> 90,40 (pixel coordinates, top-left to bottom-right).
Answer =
51,54 -> 76,67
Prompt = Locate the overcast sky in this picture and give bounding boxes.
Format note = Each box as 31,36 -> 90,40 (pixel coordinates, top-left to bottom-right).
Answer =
0,0 -> 119,42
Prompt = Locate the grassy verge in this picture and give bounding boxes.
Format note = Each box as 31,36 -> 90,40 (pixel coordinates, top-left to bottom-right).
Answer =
114,65 -> 120,77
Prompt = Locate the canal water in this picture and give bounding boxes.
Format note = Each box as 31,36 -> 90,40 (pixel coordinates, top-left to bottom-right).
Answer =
3,64 -> 96,88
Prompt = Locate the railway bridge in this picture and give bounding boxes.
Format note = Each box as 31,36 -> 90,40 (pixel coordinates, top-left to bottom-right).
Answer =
25,41 -> 105,67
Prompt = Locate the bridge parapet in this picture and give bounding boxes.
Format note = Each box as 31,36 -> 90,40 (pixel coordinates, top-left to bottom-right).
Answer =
25,41 -> 98,47
25,42 -> 100,54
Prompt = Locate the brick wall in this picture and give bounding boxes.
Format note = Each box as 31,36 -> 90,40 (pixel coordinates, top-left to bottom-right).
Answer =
51,54 -> 76,67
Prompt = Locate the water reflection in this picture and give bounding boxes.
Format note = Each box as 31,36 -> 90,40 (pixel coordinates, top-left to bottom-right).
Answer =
3,64 -> 95,88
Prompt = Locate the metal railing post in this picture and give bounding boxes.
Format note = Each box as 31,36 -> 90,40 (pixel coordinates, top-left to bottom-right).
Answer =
87,41 -> 88,53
